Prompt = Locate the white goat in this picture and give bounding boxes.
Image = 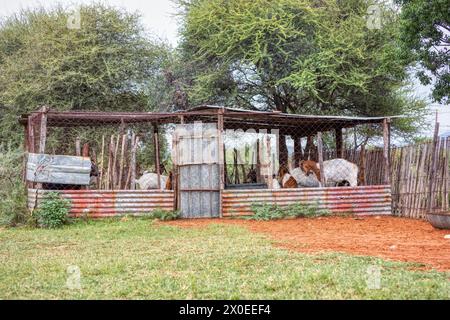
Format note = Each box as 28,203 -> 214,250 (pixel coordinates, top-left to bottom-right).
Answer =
290,167 -> 320,187
136,171 -> 168,190
318,158 -> 358,187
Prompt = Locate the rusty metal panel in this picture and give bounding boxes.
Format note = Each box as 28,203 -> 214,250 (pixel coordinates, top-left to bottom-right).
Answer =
28,189 -> 174,218
222,185 -> 392,217
176,122 -> 220,218
27,153 -> 91,185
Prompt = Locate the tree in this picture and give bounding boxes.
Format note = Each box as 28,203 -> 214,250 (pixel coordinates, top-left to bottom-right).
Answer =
0,4 -> 173,146
176,0 -> 426,134
397,0 -> 449,104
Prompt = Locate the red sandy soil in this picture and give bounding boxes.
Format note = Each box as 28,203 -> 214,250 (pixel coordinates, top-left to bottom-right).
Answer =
165,216 -> 450,271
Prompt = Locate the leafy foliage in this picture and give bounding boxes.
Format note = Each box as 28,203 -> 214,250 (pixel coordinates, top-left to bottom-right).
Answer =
0,144 -> 28,226
249,202 -> 330,220
0,3 -> 174,146
396,0 -> 449,104
35,192 -> 71,228
148,208 -> 180,221
176,0 -> 427,136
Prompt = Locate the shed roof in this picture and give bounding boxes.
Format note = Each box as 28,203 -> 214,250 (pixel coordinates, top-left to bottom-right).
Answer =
20,105 -> 398,134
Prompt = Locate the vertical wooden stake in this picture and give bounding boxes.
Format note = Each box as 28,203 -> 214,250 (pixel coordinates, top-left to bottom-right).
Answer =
317,132 -> 326,186
117,134 -> 126,189
335,126 -> 343,159
38,106 -> 48,154
217,109 -> 225,218
75,137 -> 81,156
266,134 -> 273,189
383,118 -> 391,184
99,135 -> 105,189
153,123 -> 161,189
130,134 -> 138,190
427,121 -> 440,212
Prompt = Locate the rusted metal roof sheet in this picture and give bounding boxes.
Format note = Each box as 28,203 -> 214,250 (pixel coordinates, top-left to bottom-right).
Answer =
222,185 -> 392,217
27,153 -> 91,185
28,189 -> 174,218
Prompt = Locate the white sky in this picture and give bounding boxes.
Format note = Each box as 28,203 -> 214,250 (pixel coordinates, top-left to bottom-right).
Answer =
1,0 -> 448,138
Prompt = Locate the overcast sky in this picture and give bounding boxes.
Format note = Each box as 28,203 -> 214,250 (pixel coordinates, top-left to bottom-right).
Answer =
1,0 -> 448,138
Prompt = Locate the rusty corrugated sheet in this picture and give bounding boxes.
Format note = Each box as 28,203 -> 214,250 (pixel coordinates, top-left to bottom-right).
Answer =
222,185 -> 392,217
28,189 -> 174,218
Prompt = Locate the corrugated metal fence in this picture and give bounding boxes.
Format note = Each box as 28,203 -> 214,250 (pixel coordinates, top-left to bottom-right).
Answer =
28,189 -> 174,217
223,185 -> 392,217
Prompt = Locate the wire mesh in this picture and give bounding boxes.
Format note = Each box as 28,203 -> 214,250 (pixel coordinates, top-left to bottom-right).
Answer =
23,107 -> 390,192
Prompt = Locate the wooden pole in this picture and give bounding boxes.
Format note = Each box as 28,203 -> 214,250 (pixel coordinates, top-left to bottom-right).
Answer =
99,135 -> 105,189
317,132 -> 326,186
427,120 -> 440,212
383,118 -> 391,184
82,143 -> 89,157
293,135 -> 302,165
22,124 -> 29,184
117,134 -> 126,189
172,129 -> 179,210
217,108 -> 225,218
75,137 -> 81,156
256,138 -> 261,183
28,115 -> 35,154
335,126 -> 343,159
38,106 -> 48,154
266,134 -> 273,189
153,123 -> 161,189
111,134 -> 120,190
130,134 -> 138,190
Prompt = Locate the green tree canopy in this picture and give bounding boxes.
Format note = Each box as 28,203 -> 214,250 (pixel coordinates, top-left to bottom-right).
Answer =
0,4 -> 173,145
176,0 -> 427,136
396,0 -> 449,104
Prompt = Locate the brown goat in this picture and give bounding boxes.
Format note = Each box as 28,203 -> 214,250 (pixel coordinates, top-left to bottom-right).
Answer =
299,160 -> 321,181
165,171 -> 173,190
278,166 -> 298,188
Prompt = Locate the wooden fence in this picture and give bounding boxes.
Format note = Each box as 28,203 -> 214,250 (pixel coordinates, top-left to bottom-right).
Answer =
336,138 -> 449,219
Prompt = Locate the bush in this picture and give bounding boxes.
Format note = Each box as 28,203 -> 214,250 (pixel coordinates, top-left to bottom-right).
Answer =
149,208 -> 180,221
35,192 -> 71,228
0,145 -> 29,226
249,202 -> 330,221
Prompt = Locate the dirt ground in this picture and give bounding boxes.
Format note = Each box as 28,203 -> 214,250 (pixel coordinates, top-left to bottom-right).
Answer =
166,216 -> 450,271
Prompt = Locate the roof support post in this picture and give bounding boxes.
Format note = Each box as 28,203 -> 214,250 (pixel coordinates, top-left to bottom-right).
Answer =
383,118 -> 391,185
317,132 -> 326,187
217,108 -> 225,218
335,126 -> 343,158
153,123 -> 161,189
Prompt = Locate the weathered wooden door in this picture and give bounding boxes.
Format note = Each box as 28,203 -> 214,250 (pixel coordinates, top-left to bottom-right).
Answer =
174,122 -> 220,218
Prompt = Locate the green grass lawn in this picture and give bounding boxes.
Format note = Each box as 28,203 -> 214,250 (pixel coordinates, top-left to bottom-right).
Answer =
0,218 -> 449,299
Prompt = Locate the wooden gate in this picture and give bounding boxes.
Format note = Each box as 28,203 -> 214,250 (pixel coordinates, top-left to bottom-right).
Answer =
174,122 -> 220,218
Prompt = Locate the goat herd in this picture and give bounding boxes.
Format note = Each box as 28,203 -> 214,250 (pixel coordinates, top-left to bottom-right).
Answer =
135,158 -> 358,191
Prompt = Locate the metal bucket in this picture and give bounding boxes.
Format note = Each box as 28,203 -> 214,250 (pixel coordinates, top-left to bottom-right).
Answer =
427,212 -> 450,229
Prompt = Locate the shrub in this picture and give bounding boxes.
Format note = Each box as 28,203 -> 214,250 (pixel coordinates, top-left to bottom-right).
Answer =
0,145 -> 28,226
249,202 -> 330,221
35,192 -> 71,228
149,208 -> 180,221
